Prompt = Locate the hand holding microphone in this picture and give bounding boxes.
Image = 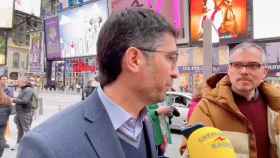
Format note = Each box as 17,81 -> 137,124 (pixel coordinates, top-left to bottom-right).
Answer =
157,106 -> 174,117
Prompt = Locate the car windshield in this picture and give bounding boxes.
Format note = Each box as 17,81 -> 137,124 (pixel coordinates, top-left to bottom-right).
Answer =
165,93 -> 191,108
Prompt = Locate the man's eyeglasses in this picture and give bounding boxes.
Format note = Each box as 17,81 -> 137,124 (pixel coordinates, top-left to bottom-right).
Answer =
229,62 -> 264,71
137,47 -> 179,66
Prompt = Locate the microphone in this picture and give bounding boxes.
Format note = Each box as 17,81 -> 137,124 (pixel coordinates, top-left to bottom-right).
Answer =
181,124 -> 236,158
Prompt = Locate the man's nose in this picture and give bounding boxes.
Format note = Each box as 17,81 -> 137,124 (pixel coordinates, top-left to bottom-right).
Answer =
240,66 -> 248,73
171,67 -> 179,79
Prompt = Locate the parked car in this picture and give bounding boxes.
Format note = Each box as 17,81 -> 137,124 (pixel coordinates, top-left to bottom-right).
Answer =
165,91 -> 192,131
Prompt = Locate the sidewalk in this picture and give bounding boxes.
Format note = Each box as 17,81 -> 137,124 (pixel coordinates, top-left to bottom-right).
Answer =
2,91 -> 81,158
2,110 -> 60,158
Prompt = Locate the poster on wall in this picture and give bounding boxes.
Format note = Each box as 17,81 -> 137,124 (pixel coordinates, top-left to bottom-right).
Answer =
15,0 -> 41,17
0,0 -> 14,28
190,0 -> 248,43
0,32 -> 7,65
44,16 -> 61,60
59,0 -> 108,58
29,32 -> 42,73
111,0 -> 187,40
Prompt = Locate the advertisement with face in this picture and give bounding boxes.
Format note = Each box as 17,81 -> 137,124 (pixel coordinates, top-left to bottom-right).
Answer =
15,0 -> 41,17
0,31 -> 7,65
45,16 -> 61,60
0,0 -> 14,28
59,0 -> 108,58
29,32 -> 42,73
190,0 -> 248,43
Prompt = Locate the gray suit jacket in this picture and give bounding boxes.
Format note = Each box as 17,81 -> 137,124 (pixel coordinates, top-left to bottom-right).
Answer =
17,91 -> 158,158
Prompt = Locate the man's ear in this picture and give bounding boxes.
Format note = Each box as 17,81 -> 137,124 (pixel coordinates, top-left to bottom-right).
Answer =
122,47 -> 143,72
263,67 -> 269,80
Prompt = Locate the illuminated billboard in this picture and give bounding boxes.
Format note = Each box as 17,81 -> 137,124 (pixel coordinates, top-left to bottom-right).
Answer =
111,0 -> 188,41
253,0 -> 280,39
15,0 -> 41,17
59,0 -> 108,58
190,0 -> 248,43
0,0 -> 14,28
45,16 -> 61,60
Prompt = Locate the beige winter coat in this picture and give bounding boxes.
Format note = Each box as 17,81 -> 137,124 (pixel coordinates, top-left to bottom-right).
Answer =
180,74 -> 280,158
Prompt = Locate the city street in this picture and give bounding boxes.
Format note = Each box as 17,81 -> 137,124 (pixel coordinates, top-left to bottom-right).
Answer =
2,90 -> 182,158
3,90 -> 81,158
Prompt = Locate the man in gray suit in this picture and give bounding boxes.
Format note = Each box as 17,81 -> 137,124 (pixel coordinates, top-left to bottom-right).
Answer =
17,7 -> 178,158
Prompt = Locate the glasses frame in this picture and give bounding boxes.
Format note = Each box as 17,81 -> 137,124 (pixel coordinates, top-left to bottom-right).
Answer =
229,62 -> 265,71
136,47 -> 179,67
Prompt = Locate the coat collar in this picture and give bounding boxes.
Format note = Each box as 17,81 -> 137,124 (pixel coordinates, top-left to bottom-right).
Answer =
83,91 -> 125,158
206,75 -> 280,113
82,91 -> 157,158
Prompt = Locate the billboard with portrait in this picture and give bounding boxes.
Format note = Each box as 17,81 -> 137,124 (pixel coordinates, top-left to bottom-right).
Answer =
190,0 -> 248,43
15,0 -> 41,17
59,0 -> 108,58
44,16 -> 61,60
253,0 -> 280,40
29,32 -> 42,72
0,0 -> 14,28
0,31 -> 7,65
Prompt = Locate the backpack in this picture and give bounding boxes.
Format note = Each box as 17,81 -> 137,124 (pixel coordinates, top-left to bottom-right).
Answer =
31,93 -> 39,110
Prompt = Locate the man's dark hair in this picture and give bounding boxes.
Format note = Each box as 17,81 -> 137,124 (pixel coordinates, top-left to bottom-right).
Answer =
97,8 -> 177,86
0,75 -> 7,80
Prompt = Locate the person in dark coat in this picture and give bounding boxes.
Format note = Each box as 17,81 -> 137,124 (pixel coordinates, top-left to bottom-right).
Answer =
13,78 -> 36,143
82,79 -> 98,100
17,8 -> 178,158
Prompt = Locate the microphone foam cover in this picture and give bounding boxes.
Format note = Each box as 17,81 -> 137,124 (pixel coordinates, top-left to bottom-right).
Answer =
186,127 -> 236,158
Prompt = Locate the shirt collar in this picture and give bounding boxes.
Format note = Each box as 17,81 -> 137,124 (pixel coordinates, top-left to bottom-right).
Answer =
233,88 -> 260,102
97,86 -> 146,130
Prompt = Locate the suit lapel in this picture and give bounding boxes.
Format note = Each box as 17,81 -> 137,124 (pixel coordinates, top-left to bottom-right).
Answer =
144,117 -> 158,158
83,91 -> 125,158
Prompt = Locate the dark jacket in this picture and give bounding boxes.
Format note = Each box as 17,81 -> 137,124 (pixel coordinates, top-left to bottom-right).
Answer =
17,90 -> 158,158
14,84 -> 34,112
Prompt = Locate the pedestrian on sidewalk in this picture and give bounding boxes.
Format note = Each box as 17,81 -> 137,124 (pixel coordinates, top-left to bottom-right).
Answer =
0,76 -> 13,157
13,77 -> 36,143
81,79 -> 98,100
0,75 -> 14,149
17,8 -> 178,158
147,103 -> 174,158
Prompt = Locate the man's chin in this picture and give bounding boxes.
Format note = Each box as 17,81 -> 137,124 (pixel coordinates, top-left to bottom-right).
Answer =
236,86 -> 254,93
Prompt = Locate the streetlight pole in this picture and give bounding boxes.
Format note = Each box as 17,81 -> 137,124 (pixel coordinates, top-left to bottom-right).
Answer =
202,18 -> 213,79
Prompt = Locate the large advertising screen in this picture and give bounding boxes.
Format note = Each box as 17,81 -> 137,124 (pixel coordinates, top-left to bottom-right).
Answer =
59,0 -> 108,58
253,1 -> 280,40
190,0 -> 248,43
111,0 -> 188,41
0,0 -> 14,28
15,0 -> 41,17
59,0 -> 93,10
